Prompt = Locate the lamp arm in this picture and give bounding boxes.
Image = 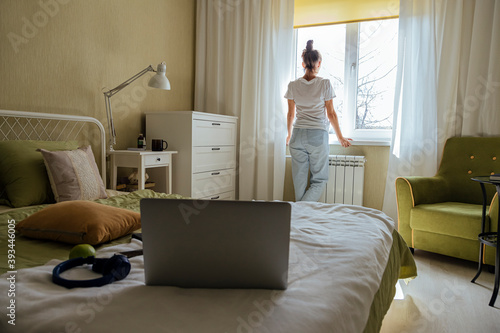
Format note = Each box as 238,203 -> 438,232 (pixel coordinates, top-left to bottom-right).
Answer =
103,65 -> 156,151
104,94 -> 116,151
103,65 -> 155,98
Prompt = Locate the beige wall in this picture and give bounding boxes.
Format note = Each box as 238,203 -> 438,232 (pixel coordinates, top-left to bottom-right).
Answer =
284,145 -> 390,210
0,1 -> 392,206
0,0 -> 196,151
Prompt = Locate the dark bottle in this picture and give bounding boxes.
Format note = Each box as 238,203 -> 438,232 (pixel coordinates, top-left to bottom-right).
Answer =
137,134 -> 145,149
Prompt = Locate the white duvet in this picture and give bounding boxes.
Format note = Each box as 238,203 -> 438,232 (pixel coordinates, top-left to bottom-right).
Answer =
0,202 -> 395,333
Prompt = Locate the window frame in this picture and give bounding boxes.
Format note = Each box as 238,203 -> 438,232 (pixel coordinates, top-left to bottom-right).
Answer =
292,19 -> 397,145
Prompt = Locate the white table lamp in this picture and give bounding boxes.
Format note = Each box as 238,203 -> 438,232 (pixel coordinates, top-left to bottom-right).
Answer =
103,62 -> 170,151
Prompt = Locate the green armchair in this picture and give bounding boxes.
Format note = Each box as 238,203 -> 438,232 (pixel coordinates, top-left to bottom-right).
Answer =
396,137 -> 500,265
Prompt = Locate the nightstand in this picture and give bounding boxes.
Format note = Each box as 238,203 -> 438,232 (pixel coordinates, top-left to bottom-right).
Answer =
109,150 -> 177,194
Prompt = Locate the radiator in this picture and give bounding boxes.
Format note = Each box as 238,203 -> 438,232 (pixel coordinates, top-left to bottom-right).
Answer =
322,155 -> 366,205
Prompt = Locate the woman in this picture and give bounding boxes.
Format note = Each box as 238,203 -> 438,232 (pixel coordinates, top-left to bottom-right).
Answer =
284,40 -> 351,202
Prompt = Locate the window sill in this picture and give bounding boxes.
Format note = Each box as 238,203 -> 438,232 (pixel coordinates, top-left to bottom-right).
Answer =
329,139 -> 391,147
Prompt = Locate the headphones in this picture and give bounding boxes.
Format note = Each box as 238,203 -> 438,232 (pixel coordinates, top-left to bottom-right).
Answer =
52,254 -> 131,289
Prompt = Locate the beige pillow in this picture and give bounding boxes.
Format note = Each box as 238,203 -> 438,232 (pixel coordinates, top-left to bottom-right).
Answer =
15,201 -> 141,245
39,145 -> 107,202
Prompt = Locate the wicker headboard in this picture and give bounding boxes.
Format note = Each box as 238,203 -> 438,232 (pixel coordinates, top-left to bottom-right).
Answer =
0,110 -> 107,184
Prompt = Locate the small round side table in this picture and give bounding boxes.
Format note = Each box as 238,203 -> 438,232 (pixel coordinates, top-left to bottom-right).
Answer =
471,176 -> 500,307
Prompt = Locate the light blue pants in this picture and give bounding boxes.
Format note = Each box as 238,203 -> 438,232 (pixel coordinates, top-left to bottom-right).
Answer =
289,128 -> 329,202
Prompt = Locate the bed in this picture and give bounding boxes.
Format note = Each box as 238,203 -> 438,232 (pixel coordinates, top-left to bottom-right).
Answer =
0,110 -> 417,333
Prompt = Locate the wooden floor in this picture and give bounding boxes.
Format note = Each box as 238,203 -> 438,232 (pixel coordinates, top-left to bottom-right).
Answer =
381,250 -> 500,332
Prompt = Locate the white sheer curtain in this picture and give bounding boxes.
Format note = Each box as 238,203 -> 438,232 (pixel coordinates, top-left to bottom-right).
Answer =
383,0 -> 500,222
195,0 -> 295,201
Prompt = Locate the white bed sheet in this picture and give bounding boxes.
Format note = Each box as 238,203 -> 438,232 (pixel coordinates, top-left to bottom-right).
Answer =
0,202 -> 395,333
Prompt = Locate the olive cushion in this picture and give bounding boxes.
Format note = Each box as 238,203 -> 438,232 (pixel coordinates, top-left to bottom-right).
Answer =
0,140 -> 79,208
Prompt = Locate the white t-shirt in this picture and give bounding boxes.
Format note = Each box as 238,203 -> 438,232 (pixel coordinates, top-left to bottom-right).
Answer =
284,77 -> 336,131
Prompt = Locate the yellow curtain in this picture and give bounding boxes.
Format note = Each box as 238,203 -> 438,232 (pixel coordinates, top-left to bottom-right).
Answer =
294,0 -> 399,28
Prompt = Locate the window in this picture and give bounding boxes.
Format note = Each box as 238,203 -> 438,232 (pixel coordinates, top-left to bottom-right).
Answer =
294,18 -> 398,144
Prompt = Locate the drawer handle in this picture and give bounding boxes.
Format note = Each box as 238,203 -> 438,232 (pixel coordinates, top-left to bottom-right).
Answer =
212,123 -> 221,126
211,147 -> 221,151
211,172 -> 220,176
156,158 -> 161,161
211,196 -> 220,200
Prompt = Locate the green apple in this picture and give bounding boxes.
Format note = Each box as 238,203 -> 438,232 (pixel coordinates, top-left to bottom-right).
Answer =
69,244 -> 96,259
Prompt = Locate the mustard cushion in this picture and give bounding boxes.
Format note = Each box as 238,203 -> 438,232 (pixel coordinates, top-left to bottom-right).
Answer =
0,140 -> 79,207
15,201 -> 141,245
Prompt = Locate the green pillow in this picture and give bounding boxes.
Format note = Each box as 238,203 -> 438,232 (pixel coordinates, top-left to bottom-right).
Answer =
0,140 -> 79,207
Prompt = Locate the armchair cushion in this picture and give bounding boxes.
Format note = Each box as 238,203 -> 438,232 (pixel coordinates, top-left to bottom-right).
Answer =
437,137 -> 500,204
410,202 -> 486,241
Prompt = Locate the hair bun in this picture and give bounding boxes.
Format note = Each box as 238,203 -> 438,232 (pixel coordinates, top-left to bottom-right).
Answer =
301,40 -> 322,72
306,40 -> 314,52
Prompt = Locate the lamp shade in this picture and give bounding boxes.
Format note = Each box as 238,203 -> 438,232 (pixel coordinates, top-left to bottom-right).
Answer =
148,62 -> 171,90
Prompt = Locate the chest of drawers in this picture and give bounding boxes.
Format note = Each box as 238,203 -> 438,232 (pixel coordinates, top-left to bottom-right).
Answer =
146,111 -> 238,199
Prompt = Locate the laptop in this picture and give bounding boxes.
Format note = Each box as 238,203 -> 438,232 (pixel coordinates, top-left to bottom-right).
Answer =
140,199 -> 292,289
